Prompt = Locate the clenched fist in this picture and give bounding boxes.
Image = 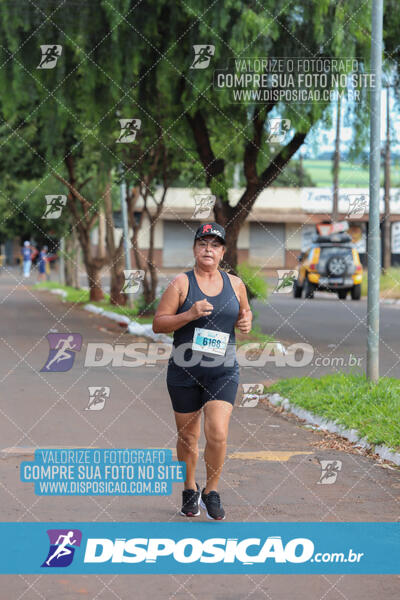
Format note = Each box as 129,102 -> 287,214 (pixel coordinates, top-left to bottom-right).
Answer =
189,298 -> 214,320
235,308 -> 252,334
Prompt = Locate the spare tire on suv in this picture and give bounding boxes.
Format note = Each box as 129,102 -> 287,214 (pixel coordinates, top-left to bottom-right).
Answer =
326,255 -> 347,277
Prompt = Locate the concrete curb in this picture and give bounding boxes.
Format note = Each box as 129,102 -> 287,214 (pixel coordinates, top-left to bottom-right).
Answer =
49,289 -> 67,299
262,392 -> 400,467
40,287 -> 172,344
380,298 -> 400,307
84,303 -> 172,344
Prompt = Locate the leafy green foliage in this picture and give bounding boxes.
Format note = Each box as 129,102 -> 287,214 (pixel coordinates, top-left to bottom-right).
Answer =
236,261 -> 268,302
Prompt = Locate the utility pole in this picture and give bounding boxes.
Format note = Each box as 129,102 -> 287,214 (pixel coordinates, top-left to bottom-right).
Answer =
383,84 -> 391,272
332,94 -> 341,222
367,0 -> 383,382
119,165 -> 134,309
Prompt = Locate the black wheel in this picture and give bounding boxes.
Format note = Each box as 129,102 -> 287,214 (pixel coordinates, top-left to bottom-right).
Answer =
351,284 -> 361,300
304,279 -> 315,299
293,279 -> 303,298
338,289 -> 347,300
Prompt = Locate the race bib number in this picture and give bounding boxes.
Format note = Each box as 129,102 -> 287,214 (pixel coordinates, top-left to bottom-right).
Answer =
192,327 -> 229,356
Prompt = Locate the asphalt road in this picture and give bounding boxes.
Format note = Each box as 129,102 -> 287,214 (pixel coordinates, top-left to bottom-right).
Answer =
0,269 -> 399,599
252,289 -> 400,381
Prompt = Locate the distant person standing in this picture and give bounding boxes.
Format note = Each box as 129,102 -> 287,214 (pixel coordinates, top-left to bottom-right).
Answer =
38,246 -> 48,281
21,241 -> 37,278
38,245 -> 57,281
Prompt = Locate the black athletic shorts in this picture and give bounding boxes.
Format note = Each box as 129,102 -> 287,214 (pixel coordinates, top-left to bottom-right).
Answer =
167,373 -> 239,413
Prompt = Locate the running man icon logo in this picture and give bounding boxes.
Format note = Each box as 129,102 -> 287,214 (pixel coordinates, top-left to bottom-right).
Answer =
42,195 -> 67,219
85,386 -> 110,411
267,118 -> 291,144
41,529 -> 82,568
40,333 -> 82,372
37,45 -> 62,69
317,460 -> 342,484
346,194 -> 369,218
238,383 -> 263,407
192,195 -> 216,219
116,119 -> 142,143
190,45 -> 215,69
274,270 -> 298,294
122,269 -> 145,294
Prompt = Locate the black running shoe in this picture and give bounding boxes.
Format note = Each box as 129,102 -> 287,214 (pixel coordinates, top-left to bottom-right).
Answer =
180,483 -> 200,517
200,488 -> 225,520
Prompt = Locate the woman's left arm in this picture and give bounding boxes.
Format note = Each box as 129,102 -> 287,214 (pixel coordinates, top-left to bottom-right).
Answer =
235,279 -> 252,334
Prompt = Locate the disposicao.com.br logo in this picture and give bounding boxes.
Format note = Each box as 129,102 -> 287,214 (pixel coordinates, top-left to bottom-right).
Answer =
82,536 -> 363,566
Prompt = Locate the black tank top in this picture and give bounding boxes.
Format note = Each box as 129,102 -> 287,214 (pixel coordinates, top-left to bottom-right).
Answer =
167,268 -> 240,385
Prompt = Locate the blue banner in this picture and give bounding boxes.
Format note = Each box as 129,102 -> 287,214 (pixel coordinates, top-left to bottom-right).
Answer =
0,522 -> 399,574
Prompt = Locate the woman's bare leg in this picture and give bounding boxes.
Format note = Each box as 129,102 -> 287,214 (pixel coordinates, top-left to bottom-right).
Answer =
203,400 -> 233,493
174,409 -> 202,490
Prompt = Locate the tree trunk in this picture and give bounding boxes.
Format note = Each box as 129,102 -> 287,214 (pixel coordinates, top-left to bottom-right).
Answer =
109,244 -> 126,306
104,175 -> 127,306
383,85 -> 391,273
64,230 -> 79,288
85,260 -> 104,301
97,209 -> 106,259
79,230 -> 104,301
54,155 -> 108,300
142,214 -> 159,311
221,225 -> 240,272
332,95 -> 341,222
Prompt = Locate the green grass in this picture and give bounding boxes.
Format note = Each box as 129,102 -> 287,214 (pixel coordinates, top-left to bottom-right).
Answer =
361,268 -> 400,298
267,373 -> 400,452
34,281 -> 92,303
33,282 -> 149,322
303,159 -> 400,188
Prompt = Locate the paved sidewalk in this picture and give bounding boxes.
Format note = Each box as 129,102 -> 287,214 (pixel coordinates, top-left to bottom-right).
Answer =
0,271 -> 399,599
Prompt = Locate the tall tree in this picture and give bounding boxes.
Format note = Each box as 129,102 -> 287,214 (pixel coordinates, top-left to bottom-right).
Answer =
166,0 -> 372,270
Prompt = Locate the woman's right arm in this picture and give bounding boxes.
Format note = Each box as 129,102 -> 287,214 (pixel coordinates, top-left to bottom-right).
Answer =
152,275 -> 193,334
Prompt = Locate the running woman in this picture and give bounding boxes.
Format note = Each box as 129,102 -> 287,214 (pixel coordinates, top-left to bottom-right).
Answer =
153,223 -> 252,520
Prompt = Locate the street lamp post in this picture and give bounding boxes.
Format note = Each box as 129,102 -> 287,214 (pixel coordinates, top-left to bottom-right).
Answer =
367,0 -> 383,382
